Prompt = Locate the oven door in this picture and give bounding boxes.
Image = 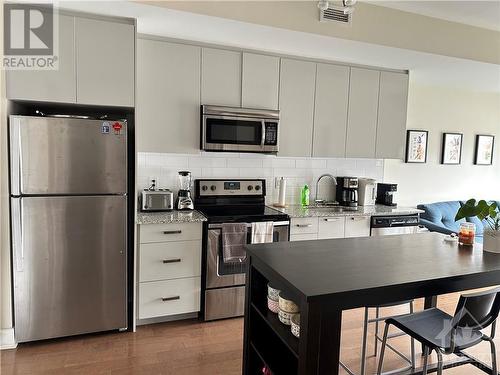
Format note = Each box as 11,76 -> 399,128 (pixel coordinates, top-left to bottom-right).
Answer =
206,221 -> 289,289
202,115 -> 268,152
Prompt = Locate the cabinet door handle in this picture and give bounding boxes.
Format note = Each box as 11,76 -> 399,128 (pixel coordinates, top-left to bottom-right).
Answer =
296,224 -> 312,228
323,218 -> 340,222
161,296 -> 180,302
162,258 -> 181,264
163,230 -> 182,235
350,217 -> 367,221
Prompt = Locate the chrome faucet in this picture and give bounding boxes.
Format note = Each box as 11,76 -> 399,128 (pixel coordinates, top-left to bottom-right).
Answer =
315,174 -> 337,203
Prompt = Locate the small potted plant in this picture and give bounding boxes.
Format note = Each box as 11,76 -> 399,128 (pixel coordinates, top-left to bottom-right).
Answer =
456,199 -> 500,253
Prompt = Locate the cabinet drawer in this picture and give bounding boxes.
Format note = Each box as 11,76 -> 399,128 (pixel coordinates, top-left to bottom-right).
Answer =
290,217 -> 318,235
318,217 -> 345,239
344,215 -> 371,238
290,233 -> 318,242
139,241 -> 202,282
140,223 -> 202,243
139,277 -> 201,319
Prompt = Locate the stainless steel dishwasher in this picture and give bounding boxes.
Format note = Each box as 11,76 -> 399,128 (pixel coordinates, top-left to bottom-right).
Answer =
370,214 -> 421,236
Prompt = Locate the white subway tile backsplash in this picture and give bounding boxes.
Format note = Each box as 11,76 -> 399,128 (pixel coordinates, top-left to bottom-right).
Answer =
263,158 -> 296,168
211,167 -> 240,178
227,158 -> 264,168
239,168 -> 273,177
137,152 -> 384,203
295,159 -> 327,169
188,157 -> 226,168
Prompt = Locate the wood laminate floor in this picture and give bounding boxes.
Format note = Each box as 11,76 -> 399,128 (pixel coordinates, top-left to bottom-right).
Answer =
1,293 -> 498,374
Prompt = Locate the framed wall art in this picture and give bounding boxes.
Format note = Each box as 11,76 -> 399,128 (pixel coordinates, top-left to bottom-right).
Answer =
405,130 -> 428,163
441,133 -> 463,165
474,135 -> 495,165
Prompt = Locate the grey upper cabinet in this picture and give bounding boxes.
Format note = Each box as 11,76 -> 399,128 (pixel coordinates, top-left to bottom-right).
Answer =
76,17 -> 135,107
278,59 -> 316,157
6,15 -> 76,103
312,63 -> 350,157
201,48 -> 241,107
345,68 -> 380,158
376,71 -> 409,159
241,53 -> 280,110
137,39 -> 201,153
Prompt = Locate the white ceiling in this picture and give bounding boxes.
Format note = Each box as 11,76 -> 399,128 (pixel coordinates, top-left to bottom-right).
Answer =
58,1 -> 500,92
373,1 -> 500,31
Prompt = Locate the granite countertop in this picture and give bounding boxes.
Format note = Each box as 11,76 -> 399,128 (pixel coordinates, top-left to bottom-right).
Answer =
273,204 -> 424,218
136,210 -> 207,225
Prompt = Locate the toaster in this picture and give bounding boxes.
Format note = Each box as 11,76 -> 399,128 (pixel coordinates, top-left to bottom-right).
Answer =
140,189 -> 173,212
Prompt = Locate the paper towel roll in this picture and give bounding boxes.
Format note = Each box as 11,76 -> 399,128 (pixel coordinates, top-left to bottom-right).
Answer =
278,178 -> 286,207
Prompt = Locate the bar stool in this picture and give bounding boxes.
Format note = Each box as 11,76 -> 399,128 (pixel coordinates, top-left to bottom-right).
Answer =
341,300 -> 416,375
378,288 -> 500,375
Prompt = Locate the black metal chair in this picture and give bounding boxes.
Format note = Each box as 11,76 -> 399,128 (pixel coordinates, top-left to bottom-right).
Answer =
377,288 -> 500,375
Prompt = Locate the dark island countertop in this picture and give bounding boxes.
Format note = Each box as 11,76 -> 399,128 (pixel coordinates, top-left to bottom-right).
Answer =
245,232 -> 500,304
243,232 -> 500,375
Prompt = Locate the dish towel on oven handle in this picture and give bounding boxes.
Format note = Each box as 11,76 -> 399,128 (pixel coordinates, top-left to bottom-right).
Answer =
251,222 -> 274,244
222,223 -> 248,263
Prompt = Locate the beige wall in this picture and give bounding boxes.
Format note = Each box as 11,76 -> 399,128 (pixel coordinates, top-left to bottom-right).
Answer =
143,1 -> 500,65
0,0 -> 13,332
384,83 -> 500,206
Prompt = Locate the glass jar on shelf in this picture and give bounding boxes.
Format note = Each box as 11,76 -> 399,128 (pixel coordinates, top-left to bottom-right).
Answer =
458,222 -> 475,246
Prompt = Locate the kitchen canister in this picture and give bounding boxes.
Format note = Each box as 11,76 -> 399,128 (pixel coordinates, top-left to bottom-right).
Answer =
267,283 -> 280,301
278,292 -> 299,314
267,297 -> 279,313
290,314 -> 300,338
278,309 -> 296,326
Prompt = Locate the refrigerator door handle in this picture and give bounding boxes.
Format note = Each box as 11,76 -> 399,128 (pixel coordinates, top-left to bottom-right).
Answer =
9,116 -> 22,196
11,198 -> 24,271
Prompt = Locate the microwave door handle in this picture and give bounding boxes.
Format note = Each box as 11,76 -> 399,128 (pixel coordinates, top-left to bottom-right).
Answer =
261,121 -> 266,146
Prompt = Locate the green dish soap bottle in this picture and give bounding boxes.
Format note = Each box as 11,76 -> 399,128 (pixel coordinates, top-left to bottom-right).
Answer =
301,184 -> 310,207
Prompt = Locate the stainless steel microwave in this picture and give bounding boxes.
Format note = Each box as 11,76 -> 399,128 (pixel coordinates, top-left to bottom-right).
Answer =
201,105 -> 279,153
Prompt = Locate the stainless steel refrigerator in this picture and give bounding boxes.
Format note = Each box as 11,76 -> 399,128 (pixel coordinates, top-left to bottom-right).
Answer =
9,115 -> 128,343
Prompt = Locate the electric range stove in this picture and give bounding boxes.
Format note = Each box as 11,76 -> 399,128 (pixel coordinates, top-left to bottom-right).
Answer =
194,178 -> 290,321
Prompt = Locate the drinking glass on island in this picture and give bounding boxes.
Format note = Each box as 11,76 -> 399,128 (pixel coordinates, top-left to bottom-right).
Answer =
459,223 -> 475,246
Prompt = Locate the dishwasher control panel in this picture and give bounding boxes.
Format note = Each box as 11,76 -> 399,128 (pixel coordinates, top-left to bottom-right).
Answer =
371,215 -> 420,228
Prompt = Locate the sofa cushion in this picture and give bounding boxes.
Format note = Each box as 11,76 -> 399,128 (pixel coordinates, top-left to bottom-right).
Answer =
417,201 -> 465,233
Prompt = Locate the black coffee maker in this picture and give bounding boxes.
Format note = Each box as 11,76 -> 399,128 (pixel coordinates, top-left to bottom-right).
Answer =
336,177 -> 359,208
376,183 -> 398,206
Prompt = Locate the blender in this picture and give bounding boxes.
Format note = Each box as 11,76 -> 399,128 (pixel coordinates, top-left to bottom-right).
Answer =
175,171 -> 194,210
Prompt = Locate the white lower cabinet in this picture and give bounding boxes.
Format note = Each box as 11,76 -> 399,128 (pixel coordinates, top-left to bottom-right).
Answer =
139,222 -> 202,244
138,222 -> 202,321
318,217 -> 345,240
290,217 -> 319,235
139,241 -> 201,282
290,215 -> 371,241
291,233 -> 318,242
344,216 -> 371,238
138,277 -> 201,319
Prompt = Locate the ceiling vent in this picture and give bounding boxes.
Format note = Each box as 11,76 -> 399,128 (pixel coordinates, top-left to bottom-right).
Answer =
320,6 -> 352,24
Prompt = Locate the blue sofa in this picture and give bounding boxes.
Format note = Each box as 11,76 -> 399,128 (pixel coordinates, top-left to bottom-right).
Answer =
417,200 -> 500,244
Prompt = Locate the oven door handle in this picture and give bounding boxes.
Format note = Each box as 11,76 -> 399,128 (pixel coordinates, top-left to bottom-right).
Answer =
208,221 -> 289,229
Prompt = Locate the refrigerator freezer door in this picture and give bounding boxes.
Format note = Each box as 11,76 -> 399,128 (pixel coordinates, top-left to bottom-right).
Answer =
10,116 -> 127,195
12,195 -> 127,342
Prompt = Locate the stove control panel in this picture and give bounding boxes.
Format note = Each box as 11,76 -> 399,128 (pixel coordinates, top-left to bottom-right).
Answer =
196,179 -> 265,197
